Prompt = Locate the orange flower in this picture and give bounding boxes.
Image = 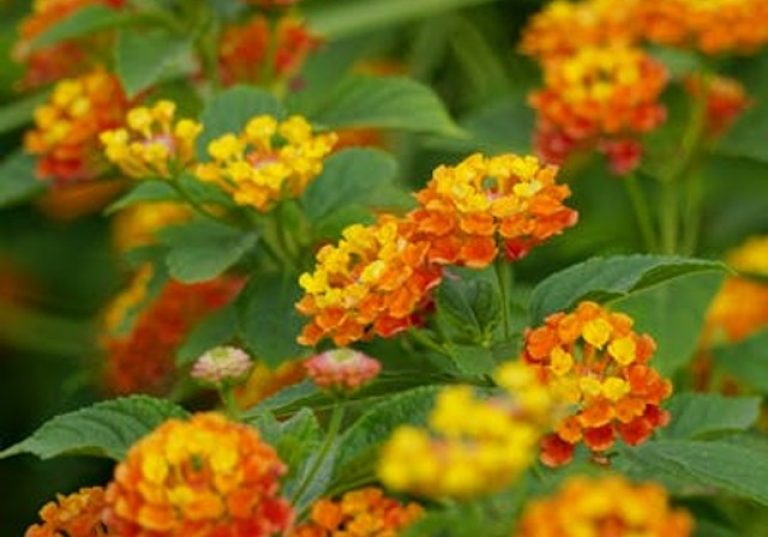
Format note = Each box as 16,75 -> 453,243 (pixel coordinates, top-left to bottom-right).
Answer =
101,269 -> 242,395
685,75 -> 751,138
218,15 -> 319,87
25,487 -> 111,537
24,69 -> 131,184
291,488 -> 423,537
515,475 -> 694,537
14,0 -> 125,89
634,0 -> 768,55
104,413 -> 293,536
520,0 -> 638,63
529,46 -> 667,175
410,153 -> 578,266
297,215 -> 443,346
705,236 -> 768,345
522,301 -> 673,467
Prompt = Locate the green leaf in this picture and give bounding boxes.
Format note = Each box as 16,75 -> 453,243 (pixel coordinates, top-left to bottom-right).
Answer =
449,344 -> 497,376
0,152 -> 46,209
713,331 -> 768,393
305,0 -> 496,40
662,393 -> 761,440
115,28 -> 193,97
197,86 -> 284,159
299,75 -> 463,136
177,304 -> 239,366
620,439 -> 768,506
158,220 -> 259,283
0,396 -> 188,461
301,148 -> 399,222
106,180 -> 180,214
529,255 -> 726,323
613,271 -> 724,375
0,90 -> 50,135
438,270 -> 500,340
718,102 -> 768,163
332,386 -> 438,486
268,408 -> 324,498
31,5 -> 133,50
237,273 -> 308,366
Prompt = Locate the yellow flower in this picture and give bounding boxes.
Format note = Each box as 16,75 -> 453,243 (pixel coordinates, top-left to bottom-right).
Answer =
101,100 -> 201,179
195,114 -> 336,212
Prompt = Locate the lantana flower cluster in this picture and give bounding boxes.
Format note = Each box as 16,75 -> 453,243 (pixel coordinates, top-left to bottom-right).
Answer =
24,69 -> 130,184
291,488 -> 423,537
196,115 -> 337,212
515,475 -> 694,536
304,348 -> 382,393
100,100 -> 202,179
219,15 -> 319,87
378,361 -> 560,498
13,0 -> 126,89
25,487 -> 110,537
297,153 -> 577,346
529,46 -> 667,175
522,301 -> 673,466
101,267 -> 242,395
104,413 -> 293,536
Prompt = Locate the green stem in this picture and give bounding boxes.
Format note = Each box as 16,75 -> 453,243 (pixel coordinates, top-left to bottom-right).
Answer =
494,259 -> 512,340
660,179 -> 679,254
291,404 -> 344,505
219,383 -> 241,421
623,173 -> 657,253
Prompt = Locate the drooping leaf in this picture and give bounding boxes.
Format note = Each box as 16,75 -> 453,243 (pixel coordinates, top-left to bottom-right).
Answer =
612,271 -> 724,375
158,219 -> 259,284
0,396 -> 188,461
529,255 -> 725,323
298,75 -> 463,136
237,273 -> 308,366
115,28 -> 193,97
105,180 -> 180,214
196,86 -> 284,158
661,393 -> 761,440
0,152 -> 46,208
305,0 -> 496,40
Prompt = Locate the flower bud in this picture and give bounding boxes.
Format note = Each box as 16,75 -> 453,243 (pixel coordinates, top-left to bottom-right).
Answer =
191,346 -> 253,384
304,348 -> 381,393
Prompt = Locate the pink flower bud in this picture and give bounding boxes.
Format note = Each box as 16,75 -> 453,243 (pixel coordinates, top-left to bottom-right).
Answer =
304,349 -> 381,393
191,346 -> 253,384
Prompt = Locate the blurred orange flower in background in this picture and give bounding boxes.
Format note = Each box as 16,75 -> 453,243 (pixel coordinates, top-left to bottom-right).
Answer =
25,487 -> 110,537
515,475 -> 694,537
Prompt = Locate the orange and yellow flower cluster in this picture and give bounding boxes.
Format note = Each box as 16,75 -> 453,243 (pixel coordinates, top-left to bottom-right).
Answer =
102,269 -> 242,395
196,115 -> 337,212
519,0 -> 638,64
515,475 -> 694,537
297,153 -> 577,346
412,153 -> 578,265
522,301 -> 673,466
218,15 -> 319,87
705,236 -> 768,345
633,0 -> 768,55
292,488 -> 422,537
297,216 -> 442,346
685,75 -> 751,139
529,46 -> 667,175
25,487 -> 110,537
378,362 -> 558,498
104,413 -> 293,536
100,101 -> 202,179
13,0 -> 125,89
25,69 -> 130,184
